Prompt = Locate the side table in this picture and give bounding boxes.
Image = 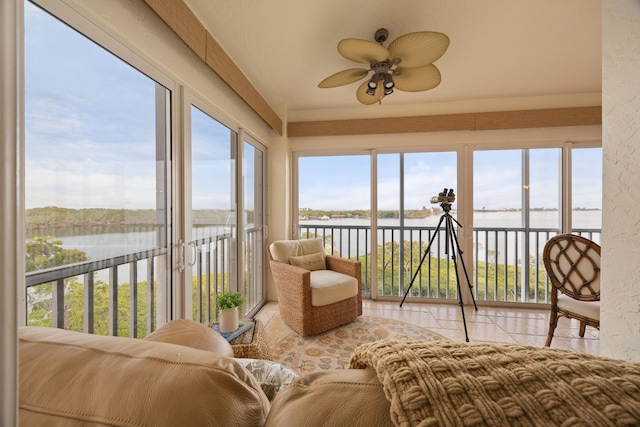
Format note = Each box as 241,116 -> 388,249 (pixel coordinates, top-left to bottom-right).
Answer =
211,318 -> 272,360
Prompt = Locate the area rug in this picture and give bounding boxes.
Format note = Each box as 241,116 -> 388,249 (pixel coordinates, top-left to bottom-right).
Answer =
268,315 -> 448,375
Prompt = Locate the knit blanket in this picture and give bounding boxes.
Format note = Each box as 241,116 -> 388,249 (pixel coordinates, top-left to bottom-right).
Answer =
349,340 -> 640,427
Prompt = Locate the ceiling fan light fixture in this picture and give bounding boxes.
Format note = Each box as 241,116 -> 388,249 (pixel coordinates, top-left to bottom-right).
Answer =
383,74 -> 394,95
320,27 -> 449,105
383,73 -> 394,89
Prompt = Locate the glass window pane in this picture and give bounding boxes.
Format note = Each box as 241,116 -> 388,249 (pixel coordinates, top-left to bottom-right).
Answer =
190,106 -> 235,241
242,140 -> 266,314
297,155 -> 370,288
189,106 -> 236,323
530,148 -> 560,229
25,3 -> 167,264
572,147 -> 602,232
404,152 -> 458,221
474,150 -> 522,227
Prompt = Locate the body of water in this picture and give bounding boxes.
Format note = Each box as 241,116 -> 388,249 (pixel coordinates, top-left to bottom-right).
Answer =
26,211 -> 601,270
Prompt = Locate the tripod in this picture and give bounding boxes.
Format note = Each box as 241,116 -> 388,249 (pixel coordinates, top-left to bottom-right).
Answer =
400,201 -> 478,342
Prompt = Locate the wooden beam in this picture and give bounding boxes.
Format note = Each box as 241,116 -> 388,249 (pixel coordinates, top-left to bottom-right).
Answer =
288,106 -> 602,138
142,0 -> 283,135
142,0 -> 207,61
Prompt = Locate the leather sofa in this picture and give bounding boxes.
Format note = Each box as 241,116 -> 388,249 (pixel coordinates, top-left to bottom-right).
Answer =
18,320 -> 270,426
18,320 -> 640,426
18,319 -> 389,426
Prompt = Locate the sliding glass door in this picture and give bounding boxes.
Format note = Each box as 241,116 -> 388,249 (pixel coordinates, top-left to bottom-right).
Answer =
185,104 -> 268,323
24,1 -> 172,336
241,136 -> 267,316
186,105 -> 237,323
378,152 -> 458,299
473,146 -> 602,304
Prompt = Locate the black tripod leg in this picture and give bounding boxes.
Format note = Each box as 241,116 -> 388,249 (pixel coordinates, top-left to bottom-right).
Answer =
445,215 -> 470,342
448,218 -> 478,312
400,214 -> 446,307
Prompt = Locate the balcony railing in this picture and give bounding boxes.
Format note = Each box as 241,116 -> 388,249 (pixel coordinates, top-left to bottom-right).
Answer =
300,223 -> 601,304
26,222 -> 599,335
25,229 -> 265,336
26,247 -> 168,337
190,233 -> 234,325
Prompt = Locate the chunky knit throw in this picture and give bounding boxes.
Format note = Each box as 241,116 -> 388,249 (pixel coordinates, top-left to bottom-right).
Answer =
349,340 -> 640,427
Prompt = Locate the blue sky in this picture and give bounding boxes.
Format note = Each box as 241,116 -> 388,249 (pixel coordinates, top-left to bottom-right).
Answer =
299,148 -> 602,211
25,2 -> 158,210
25,2 -> 602,214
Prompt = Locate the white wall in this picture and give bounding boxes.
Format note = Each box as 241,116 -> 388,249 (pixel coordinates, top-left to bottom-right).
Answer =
601,0 -> 640,362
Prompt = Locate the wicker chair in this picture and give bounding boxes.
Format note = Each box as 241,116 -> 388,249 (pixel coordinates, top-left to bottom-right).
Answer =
267,238 -> 362,336
542,234 -> 600,347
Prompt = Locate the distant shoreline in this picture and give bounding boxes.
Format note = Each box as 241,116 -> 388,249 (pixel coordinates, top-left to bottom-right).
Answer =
26,206 -> 601,229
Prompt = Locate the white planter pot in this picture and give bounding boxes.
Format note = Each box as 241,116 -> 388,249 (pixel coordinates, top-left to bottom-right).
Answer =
219,307 -> 239,333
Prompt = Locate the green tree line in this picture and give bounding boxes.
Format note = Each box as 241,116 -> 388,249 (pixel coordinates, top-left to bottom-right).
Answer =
26,206 -> 237,229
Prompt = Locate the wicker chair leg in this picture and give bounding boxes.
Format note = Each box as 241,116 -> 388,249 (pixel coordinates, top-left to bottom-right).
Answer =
579,321 -> 587,338
545,309 -> 558,347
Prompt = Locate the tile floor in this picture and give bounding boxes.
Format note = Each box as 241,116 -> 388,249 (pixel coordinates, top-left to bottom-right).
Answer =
256,299 -> 600,356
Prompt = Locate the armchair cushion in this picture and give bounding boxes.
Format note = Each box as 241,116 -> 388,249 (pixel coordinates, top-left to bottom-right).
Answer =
310,270 -> 359,306
557,294 -> 600,320
290,252 -> 326,271
269,238 -> 324,264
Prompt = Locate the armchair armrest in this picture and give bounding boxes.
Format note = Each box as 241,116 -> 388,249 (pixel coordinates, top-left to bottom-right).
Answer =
268,260 -> 312,307
325,255 -> 361,282
326,255 -> 362,315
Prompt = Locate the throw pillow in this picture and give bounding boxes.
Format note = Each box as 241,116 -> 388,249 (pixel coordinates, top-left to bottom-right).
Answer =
234,358 -> 299,401
289,252 -> 326,271
143,319 -> 234,357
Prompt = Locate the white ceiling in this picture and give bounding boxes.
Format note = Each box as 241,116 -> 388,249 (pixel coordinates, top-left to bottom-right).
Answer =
184,0 -> 602,122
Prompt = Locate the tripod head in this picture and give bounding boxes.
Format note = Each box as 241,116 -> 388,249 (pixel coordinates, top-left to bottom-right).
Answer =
430,188 -> 455,213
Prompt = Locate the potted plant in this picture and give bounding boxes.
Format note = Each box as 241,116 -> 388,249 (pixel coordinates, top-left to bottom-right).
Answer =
217,291 -> 244,333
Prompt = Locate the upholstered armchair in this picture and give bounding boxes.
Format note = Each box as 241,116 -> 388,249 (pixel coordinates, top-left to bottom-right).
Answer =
543,234 -> 600,346
267,238 -> 362,336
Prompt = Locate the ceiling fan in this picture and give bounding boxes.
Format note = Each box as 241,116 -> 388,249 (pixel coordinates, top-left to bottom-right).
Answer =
318,28 -> 450,105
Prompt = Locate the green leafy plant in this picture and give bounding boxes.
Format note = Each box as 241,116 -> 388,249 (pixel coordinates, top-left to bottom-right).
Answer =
216,291 -> 244,311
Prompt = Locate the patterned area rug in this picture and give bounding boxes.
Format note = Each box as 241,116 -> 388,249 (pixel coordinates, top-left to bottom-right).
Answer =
269,315 -> 448,375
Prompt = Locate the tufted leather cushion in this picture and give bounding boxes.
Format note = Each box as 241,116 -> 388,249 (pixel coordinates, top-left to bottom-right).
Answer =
143,318 -> 234,357
19,326 -> 269,426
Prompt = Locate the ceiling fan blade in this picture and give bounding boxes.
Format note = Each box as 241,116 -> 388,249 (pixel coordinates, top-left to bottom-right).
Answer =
393,64 -> 442,92
388,32 -> 450,68
318,68 -> 370,88
338,38 -> 389,64
356,81 -> 384,105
